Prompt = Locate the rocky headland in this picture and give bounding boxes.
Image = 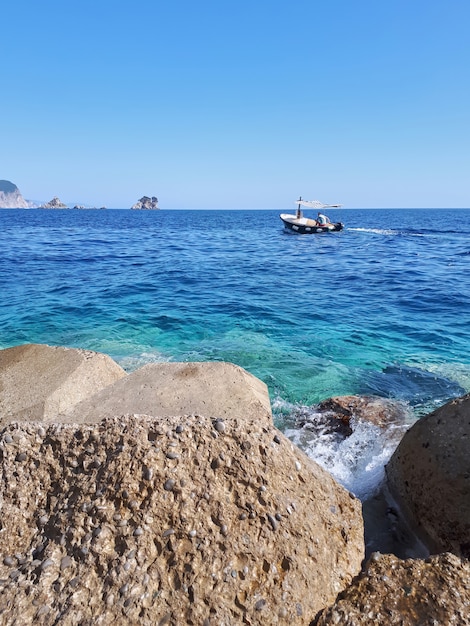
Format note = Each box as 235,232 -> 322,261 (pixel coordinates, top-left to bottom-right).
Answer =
0,180 -> 34,208
131,196 -> 159,210
0,343 -> 469,625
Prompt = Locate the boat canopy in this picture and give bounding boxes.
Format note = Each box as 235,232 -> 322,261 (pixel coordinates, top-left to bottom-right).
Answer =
295,199 -> 343,209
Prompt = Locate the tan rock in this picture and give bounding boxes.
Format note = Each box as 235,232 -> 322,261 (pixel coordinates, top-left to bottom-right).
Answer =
60,361 -> 272,424
314,552 -> 470,625
386,393 -> 470,557
0,414 -> 364,625
0,344 -> 126,426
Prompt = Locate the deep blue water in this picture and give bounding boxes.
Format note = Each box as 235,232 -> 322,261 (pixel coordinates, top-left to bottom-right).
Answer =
1,208 -> 469,497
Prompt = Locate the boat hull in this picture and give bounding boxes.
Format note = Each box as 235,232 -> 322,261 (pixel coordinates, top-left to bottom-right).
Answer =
280,214 -> 344,234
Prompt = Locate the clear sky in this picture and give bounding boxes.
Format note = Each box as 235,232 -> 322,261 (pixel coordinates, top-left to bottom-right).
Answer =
2,0 -> 469,208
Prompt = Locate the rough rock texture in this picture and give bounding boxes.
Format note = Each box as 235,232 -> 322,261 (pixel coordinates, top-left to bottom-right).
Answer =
40,197 -> 68,209
0,415 -> 364,625
60,362 -> 272,424
0,344 -> 126,426
131,196 -> 159,210
314,552 -> 470,625
317,395 -> 411,429
0,180 -> 30,208
386,393 -> 470,557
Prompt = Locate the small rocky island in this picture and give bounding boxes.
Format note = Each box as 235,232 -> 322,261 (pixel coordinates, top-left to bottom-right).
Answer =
0,180 -> 33,208
131,196 -> 159,210
40,196 -> 68,209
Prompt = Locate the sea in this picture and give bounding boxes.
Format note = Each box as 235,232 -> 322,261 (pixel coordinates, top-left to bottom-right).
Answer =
1,207 -> 469,552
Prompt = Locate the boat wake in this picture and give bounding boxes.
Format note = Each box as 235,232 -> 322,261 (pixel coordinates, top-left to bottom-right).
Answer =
347,227 -> 427,237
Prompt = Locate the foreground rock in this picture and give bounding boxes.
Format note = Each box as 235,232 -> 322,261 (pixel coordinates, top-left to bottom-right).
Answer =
0,344 -> 126,426
0,414 -> 364,625
0,180 -> 31,208
314,552 -> 470,625
40,196 -> 68,209
131,196 -> 159,209
386,393 -> 470,557
60,361 -> 272,424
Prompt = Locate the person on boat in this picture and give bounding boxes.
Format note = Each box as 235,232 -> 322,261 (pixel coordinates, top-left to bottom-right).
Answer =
317,212 -> 330,225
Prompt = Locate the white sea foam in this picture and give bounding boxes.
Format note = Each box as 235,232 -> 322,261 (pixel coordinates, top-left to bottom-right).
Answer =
348,227 -> 399,235
280,402 -> 408,501
348,227 -> 426,237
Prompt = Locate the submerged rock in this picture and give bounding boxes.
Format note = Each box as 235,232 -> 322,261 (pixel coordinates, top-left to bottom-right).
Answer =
0,414 -> 364,625
386,393 -> 470,557
314,552 -> 470,626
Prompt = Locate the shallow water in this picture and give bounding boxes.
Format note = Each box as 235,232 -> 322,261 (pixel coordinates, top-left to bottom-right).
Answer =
1,207 -> 469,504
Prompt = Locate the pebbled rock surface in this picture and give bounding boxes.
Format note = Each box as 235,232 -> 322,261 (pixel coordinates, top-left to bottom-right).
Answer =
0,414 -> 364,625
60,361 -> 273,424
386,393 -> 470,557
314,551 -> 470,625
0,344 -> 126,427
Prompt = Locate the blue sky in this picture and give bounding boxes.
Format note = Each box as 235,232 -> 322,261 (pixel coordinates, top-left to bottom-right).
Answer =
2,0 -> 469,208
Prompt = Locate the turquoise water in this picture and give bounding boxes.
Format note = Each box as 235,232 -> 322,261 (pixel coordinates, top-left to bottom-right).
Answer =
1,208 -> 469,498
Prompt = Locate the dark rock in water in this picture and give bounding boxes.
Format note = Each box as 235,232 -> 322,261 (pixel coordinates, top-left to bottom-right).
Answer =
386,393 -> 470,558
40,196 -> 68,209
317,395 -> 410,429
294,395 -> 410,439
293,403 -> 353,438
131,195 -> 159,210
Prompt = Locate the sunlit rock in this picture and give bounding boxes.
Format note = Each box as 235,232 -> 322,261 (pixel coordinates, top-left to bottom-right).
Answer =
0,344 -> 126,426
314,552 -> 470,626
60,361 -> 273,424
386,393 -> 470,557
0,414 -> 364,624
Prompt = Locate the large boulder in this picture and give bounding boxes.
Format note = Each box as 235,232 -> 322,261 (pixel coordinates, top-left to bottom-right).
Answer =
386,393 -> 470,557
0,414 -> 364,625
0,344 -> 126,426
60,361 -> 272,424
314,552 -> 470,625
